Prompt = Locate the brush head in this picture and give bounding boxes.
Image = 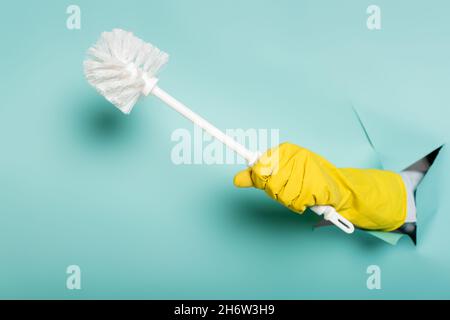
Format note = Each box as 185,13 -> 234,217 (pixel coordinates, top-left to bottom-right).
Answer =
84,29 -> 169,114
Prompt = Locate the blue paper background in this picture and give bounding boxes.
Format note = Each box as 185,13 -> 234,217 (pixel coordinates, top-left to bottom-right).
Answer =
1,0 -> 449,299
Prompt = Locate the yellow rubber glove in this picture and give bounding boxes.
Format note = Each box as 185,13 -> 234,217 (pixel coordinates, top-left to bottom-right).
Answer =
234,143 -> 407,231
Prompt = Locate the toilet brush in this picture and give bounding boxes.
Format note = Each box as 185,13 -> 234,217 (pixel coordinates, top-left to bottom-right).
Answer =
84,29 -> 355,234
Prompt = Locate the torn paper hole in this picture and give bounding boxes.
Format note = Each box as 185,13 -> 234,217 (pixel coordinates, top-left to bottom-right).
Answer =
371,147 -> 442,245
313,146 -> 442,246
314,105 -> 444,246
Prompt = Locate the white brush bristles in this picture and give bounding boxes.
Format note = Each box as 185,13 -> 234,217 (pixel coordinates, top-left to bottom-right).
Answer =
84,29 -> 169,114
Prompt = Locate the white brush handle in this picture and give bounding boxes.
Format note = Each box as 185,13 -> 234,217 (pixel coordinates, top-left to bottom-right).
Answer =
311,206 -> 355,234
151,85 -> 354,234
152,86 -> 259,165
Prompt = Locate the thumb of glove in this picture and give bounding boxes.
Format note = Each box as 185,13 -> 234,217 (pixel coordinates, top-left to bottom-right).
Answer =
233,168 -> 254,188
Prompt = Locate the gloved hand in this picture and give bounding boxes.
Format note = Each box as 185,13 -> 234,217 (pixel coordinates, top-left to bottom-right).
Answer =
234,143 -> 407,231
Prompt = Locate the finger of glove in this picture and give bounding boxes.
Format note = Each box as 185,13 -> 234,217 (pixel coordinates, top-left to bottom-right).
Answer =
279,154 -> 308,213
233,147 -> 283,190
250,147 -> 277,189
233,168 -> 254,188
251,143 -> 298,190
265,158 -> 295,201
